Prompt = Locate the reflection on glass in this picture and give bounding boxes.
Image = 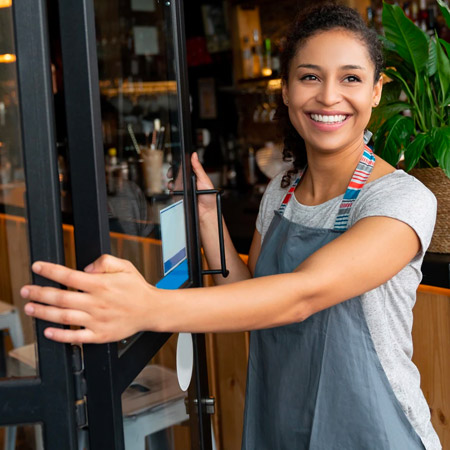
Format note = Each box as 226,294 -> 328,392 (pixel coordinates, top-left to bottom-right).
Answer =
0,423 -> 44,449
122,335 -> 190,450
94,0 -> 187,288
0,0 -> 38,380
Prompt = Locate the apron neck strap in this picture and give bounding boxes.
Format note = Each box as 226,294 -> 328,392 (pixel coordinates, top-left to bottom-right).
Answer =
277,145 -> 376,227
334,145 -> 375,230
278,168 -> 305,215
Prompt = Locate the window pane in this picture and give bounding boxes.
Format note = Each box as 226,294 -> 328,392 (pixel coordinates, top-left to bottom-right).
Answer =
0,1 -> 39,381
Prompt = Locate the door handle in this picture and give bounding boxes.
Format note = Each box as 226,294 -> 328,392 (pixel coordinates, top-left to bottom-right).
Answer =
174,178 -> 229,279
196,188 -> 229,278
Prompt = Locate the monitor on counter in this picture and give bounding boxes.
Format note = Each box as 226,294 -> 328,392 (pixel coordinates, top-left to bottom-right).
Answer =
156,200 -> 189,290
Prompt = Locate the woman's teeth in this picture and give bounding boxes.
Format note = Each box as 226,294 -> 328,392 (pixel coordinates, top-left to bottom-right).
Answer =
310,114 -> 347,123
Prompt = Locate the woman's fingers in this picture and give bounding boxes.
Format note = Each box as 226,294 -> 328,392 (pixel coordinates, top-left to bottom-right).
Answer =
84,254 -> 134,274
24,302 -> 91,328
191,152 -> 214,189
21,285 -> 89,310
31,262 -> 97,291
43,327 -> 98,344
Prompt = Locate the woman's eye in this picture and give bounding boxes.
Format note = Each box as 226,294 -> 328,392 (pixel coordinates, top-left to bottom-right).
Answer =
344,75 -> 361,83
300,74 -> 318,81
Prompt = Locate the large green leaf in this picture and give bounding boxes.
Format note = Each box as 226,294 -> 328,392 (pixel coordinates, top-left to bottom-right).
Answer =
431,127 -> 450,177
435,35 -> 450,102
369,101 -> 412,133
427,38 -> 437,77
383,68 -> 412,95
384,50 -> 416,80
404,133 -> 430,171
379,35 -> 397,53
437,0 -> 450,28
382,2 -> 429,75
440,38 -> 450,58
443,90 -> 450,107
380,80 -> 403,104
374,115 -> 415,165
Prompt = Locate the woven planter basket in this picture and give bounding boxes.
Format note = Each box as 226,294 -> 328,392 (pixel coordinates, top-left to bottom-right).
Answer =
409,167 -> 450,254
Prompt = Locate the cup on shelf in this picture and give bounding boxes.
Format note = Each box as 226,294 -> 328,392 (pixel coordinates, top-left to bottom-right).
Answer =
141,147 -> 164,196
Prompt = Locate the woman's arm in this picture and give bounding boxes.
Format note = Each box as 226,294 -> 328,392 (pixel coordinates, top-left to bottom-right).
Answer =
21,215 -> 419,343
191,152 -> 259,284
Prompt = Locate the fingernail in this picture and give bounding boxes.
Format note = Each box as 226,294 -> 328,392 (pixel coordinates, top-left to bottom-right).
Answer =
24,304 -> 34,315
84,263 -> 94,272
21,287 -> 29,298
32,262 -> 42,273
44,329 -> 53,339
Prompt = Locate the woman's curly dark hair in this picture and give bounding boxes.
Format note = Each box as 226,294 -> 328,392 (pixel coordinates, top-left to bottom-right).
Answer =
277,3 -> 384,188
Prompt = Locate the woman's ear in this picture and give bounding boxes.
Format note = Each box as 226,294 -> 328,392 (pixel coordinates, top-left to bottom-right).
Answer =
372,76 -> 383,107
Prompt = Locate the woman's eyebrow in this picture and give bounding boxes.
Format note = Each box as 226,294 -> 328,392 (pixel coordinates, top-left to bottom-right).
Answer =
296,64 -> 320,70
296,64 -> 366,71
341,64 -> 366,71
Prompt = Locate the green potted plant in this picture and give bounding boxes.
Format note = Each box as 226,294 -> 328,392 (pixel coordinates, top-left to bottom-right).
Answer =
370,0 -> 450,253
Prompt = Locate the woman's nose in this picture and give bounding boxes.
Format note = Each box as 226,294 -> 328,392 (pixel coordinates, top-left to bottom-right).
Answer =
316,81 -> 342,106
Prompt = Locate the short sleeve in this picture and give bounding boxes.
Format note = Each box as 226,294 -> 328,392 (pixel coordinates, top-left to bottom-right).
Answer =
350,171 -> 437,258
256,172 -> 287,237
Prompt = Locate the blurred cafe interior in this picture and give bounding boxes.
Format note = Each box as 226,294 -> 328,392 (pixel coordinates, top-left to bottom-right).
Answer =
0,0 -> 449,449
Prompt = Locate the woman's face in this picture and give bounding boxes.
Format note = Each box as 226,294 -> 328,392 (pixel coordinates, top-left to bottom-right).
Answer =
282,29 -> 383,155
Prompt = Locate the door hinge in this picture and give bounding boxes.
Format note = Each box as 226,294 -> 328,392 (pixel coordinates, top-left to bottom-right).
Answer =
72,345 -> 88,428
185,397 -> 215,415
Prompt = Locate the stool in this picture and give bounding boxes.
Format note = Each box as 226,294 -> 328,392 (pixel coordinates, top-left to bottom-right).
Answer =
0,300 -> 25,450
122,364 -> 218,450
122,365 -> 189,450
0,301 -> 25,350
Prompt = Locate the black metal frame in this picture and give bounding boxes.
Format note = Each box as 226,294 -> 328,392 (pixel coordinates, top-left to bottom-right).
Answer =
171,0 -> 213,447
56,0 -> 213,448
0,0 -> 78,448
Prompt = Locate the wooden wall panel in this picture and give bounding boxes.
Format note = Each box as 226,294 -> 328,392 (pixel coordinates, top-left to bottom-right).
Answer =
0,214 -> 14,304
412,289 -> 450,449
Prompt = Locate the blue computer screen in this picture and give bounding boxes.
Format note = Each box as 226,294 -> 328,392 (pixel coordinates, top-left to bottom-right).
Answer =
156,200 -> 189,290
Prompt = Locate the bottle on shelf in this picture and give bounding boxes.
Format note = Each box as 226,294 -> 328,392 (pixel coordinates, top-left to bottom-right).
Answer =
242,36 -> 254,79
252,29 -> 263,78
411,0 -> 420,26
271,40 -> 281,77
261,38 -> 272,77
106,147 -> 118,195
418,0 -> 429,32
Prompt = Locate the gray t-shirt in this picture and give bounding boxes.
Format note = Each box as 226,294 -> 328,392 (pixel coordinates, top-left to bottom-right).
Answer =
256,169 -> 441,450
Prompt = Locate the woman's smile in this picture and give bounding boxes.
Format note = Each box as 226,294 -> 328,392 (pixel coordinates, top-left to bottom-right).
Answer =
307,110 -> 352,131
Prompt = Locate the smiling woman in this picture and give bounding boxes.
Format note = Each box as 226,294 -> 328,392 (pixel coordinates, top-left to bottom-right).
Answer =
21,4 -> 441,450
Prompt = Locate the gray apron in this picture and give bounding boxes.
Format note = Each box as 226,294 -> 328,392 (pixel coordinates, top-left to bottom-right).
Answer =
242,148 -> 424,449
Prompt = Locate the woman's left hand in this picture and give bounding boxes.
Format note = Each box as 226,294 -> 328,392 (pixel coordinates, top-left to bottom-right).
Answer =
20,255 -> 161,344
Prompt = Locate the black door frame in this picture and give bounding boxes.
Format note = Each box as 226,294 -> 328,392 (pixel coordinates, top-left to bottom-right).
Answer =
56,0 -> 212,448
0,0 -> 78,448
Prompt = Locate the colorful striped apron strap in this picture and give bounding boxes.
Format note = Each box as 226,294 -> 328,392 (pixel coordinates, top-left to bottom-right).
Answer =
334,145 -> 375,231
278,168 -> 305,215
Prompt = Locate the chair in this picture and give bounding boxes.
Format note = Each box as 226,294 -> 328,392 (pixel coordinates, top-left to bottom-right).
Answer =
0,300 -> 25,450
0,301 -> 24,350
122,364 -> 189,450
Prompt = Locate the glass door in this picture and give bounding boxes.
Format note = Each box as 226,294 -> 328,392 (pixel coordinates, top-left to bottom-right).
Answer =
56,0 -> 213,448
0,0 -> 213,448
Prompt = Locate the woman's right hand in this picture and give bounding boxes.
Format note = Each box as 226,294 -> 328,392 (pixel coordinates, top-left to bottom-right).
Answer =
191,152 -> 217,218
